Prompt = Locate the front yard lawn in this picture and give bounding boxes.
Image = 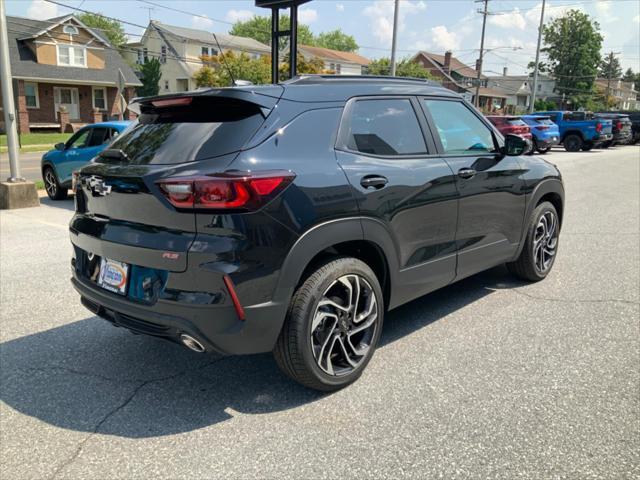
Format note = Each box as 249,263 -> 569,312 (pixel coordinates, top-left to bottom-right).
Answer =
0,133 -> 72,152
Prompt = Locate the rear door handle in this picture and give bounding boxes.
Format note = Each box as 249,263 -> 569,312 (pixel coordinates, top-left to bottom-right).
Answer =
360,175 -> 388,189
457,168 -> 476,179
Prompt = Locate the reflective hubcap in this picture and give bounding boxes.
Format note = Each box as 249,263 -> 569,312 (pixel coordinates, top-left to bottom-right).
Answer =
310,274 -> 378,376
45,170 -> 57,197
533,211 -> 558,273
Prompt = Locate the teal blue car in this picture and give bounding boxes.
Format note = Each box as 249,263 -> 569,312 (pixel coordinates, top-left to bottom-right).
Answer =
41,121 -> 131,200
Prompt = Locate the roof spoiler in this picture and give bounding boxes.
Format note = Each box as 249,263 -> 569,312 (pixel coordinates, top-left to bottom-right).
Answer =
128,85 -> 285,115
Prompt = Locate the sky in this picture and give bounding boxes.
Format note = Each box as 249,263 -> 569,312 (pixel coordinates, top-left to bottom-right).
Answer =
6,0 -> 640,76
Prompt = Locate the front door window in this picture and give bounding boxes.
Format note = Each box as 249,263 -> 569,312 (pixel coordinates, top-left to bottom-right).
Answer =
54,87 -> 80,121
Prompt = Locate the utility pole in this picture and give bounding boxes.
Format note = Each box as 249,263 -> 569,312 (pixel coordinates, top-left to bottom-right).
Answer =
474,0 -> 488,108
0,0 -> 38,209
605,51 -> 620,108
529,0 -> 546,113
390,0 -> 400,76
0,0 -> 21,182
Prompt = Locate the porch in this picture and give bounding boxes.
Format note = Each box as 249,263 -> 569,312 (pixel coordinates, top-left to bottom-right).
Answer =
15,80 -> 137,134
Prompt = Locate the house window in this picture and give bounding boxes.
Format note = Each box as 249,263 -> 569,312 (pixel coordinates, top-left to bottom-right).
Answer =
336,64 -> 342,74
24,82 -> 39,108
136,49 -> 144,64
143,48 -> 148,63
92,87 -> 107,110
164,80 -> 169,91
57,45 -> 86,67
329,63 -> 336,72
160,45 -> 167,63
201,46 -> 209,57
63,24 -> 78,35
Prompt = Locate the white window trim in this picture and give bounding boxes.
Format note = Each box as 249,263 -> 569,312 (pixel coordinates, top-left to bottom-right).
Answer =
24,82 -> 40,109
92,86 -> 107,111
56,44 -> 87,68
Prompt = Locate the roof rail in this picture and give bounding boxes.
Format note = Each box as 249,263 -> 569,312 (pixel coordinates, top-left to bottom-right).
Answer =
284,74 -> 442,87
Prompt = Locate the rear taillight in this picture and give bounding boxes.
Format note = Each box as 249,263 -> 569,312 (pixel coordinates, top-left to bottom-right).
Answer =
615,121 -> 622,130
156,171 -> 295,211
596,122 -> 603,133
537,125 -> 549,131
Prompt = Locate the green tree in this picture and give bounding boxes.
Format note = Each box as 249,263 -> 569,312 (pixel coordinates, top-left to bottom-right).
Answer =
542,10 -> 603,109
77,12 -> 126,49
196,51 -> 271,87
622,67 -> 640,91
137,58 -> 162,97
533,98 -> 558,111
194,65 -> 220,88
527,61 -> 548,74
367,57 -> 434,80
599,53 -> 622,79
279,53 -> 325,80
315,29 -> 358,52
230,15 -> 314,47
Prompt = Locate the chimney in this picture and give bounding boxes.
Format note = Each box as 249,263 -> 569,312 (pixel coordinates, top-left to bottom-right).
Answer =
503,66 -> 508,77
444,50 -> 452,73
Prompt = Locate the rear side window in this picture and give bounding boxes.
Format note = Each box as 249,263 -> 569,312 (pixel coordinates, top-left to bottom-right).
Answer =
507,118 -> 527,126
424,99 -> 496,154
346,99 -> 427,156
102,97 -> 265,165
533,117 -> 554,125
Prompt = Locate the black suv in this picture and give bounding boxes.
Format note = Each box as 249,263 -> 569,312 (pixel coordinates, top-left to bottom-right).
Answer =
70,76 -> 564,391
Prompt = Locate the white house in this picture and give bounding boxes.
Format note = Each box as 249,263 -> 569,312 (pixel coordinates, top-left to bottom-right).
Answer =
124,21 -> 271,93
298,45 -> 370,75
487,72 -> 560,112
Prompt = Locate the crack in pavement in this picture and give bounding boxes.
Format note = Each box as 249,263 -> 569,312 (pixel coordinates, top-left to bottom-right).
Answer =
48,356 -> 228,480
509,288 -> 639,306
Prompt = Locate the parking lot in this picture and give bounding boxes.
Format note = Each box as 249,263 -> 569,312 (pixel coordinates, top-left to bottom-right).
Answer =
1,146 -> 638,479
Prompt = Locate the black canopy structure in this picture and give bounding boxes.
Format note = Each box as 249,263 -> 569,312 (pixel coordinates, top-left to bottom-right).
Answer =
255,0 -> 312,83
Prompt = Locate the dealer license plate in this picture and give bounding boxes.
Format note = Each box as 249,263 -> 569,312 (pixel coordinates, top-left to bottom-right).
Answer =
97,258 -> 130,295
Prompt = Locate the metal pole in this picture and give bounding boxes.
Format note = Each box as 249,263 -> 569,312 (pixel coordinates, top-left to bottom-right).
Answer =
0,0 -> 23,181
529,0 -> 545,113
474,0 -> 488,108
271,7 -> 279,84
290,3 -> 297,79
389,0 -> 400,76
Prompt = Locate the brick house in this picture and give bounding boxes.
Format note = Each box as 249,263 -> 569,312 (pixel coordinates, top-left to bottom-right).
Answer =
0,15 -> 142,134
411,50 -> 507,112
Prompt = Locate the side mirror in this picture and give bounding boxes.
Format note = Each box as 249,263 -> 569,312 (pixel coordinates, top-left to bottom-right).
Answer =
503,134 -> 529,156
54,142 -> 65,151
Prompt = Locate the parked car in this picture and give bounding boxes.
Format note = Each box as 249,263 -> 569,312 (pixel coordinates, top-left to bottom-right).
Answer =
70,76 -> 564,391
41,121 -> 131,200
594,113 -> 633,147
521,115 -> 560,154
625,112 -> 640,144
486,116 -> 533,153
535,111 -> 613,152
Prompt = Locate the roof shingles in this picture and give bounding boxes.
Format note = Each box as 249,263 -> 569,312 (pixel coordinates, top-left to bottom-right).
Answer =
6,15 -> 141,87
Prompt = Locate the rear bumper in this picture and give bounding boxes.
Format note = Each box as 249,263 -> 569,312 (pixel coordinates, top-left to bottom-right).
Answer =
534,135 -> 560,148
593,133 -> 613,145
72,272 -> 287,355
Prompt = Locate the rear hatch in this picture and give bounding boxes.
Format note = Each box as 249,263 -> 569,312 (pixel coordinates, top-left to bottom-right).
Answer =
504,117 -> 531,136
71,88 -> 282,273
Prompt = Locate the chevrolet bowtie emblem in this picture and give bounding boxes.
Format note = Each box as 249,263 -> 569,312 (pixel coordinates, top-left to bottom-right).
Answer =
87,176 -> 112,196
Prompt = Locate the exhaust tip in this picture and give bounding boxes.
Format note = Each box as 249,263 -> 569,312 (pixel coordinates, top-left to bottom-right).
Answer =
180,334 -> 205,353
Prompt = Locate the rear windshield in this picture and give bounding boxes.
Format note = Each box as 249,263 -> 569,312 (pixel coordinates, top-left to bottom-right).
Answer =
507,118 -> 527,126
100,97 -> 265,165
533,117 -> 554,125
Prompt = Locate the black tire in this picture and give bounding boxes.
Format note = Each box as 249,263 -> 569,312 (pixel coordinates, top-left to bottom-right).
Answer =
273,257 -> 384,391
507,201 -> 559,282
581,143 -> 594,151
563,134 -> 582,152
602,141 -> 611,149
43,166 -> 68,200
537,147 -> 551,154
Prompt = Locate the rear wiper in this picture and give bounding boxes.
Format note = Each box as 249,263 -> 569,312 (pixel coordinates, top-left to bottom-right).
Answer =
99,149 -> 129,163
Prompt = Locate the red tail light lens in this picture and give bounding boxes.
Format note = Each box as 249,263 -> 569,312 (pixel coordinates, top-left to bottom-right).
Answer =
537,125 -> 549,131
596,122 -> 603,133
157,171 -> 295,211
615,121 -> 622,130
151,97 -> 193,108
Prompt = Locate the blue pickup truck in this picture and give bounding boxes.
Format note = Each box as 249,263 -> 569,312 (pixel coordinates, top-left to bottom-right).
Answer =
535,111 -> 613,152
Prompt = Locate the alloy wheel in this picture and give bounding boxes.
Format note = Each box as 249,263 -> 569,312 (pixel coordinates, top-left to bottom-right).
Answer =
310,274 -> 378,376
533,211 -> 558,274
44,169 -> 57,197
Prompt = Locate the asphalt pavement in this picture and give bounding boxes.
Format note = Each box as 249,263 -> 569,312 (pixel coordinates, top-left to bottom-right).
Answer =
0,151 -> 45,182
1,146 -> 638,479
